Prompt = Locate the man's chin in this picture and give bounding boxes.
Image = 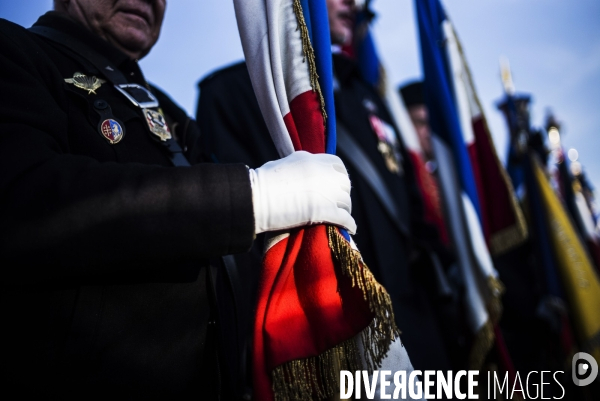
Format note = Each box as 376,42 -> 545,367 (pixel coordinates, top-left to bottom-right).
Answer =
105,27 -> 155,59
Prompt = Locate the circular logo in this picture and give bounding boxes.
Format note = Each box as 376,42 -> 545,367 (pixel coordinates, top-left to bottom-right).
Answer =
572,352 -> 598,386
100,119 -> 124,144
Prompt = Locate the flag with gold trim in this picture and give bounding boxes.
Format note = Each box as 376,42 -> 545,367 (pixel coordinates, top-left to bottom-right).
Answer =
233,0 -> 403,399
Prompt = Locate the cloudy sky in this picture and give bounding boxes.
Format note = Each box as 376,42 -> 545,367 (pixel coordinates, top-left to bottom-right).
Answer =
2,0 -> 599,189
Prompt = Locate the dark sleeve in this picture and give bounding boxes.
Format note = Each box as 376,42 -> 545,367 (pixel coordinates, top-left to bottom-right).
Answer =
0,28 -> 254,283
196,62 -> 279,168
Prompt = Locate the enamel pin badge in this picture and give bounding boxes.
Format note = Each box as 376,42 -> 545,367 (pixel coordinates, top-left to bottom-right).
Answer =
65,72 -> 106,95
143,108 -> 172,141
99,119 -> 124,144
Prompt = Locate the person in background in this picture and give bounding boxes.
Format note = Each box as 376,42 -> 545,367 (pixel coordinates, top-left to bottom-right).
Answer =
400,81 -> 434,162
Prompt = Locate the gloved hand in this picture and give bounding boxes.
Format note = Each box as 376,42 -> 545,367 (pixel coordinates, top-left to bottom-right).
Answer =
249,151 -> 356,235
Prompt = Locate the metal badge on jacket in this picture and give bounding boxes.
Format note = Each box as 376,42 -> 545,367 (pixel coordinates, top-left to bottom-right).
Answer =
99,119 -> 124,144
143,108 -> 172,142
362,98 -> 403,175
369,114 -> 403,175
65,72 -> 105,95
93,99 -> 125,145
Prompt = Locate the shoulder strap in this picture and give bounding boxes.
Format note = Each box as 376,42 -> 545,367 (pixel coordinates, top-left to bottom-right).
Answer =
336,122 -> 410,238
29,26 -> 191,167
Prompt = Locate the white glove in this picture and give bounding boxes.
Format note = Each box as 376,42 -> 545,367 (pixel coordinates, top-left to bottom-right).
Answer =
249,151 -> 356,235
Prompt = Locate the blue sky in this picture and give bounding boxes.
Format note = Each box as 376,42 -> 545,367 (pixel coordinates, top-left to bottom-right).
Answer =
2,0 -> 599,190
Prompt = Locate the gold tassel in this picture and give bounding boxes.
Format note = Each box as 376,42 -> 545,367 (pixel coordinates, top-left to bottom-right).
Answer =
271,334 -> 361,401
490,223 -> 528,257
469,319 -> 495,370
487,276 -> 505,325
327,226 -> 401,371
292,0 -> 327,125
469,275 -> 504,371
270,228 -> 401,401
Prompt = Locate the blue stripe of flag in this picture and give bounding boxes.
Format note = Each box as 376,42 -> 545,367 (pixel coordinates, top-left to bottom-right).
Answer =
304,0 -> 348,239
305,0 -> 337,155
416,0 -> 482,220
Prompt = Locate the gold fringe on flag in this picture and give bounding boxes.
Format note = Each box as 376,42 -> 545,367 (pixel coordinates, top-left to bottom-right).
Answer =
468,276 -> 505,370
292,0 -> 327,125
327,226 -> 401,370
487,276 -> 505,324
468,319 -> 495,370
271,336 -> 361,401
270,227 -> 401,401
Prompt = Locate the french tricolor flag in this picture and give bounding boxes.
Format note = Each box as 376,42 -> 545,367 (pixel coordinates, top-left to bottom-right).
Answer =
234,1 -> 403,400
441,21 -> 528,257
416,0 -> 513,370
234,0 -> 333,157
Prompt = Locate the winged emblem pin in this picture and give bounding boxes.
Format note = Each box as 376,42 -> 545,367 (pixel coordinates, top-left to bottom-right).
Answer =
65,72 -> 106,95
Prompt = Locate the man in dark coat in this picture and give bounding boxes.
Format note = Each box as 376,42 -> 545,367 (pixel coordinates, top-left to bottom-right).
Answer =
197,0 -> 462,377
0,0 -> 357,397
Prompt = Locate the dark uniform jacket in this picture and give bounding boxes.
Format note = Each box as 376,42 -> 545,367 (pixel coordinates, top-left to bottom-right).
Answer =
0,13 -> 254,397
197,56 -> 464,374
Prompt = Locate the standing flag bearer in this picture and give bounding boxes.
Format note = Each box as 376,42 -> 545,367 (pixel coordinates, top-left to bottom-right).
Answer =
531,153 -> 600,362
353,2 -> 451,247
498,74 -> 600,364
544,115 -> 600,273
497,73 -> 576,396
